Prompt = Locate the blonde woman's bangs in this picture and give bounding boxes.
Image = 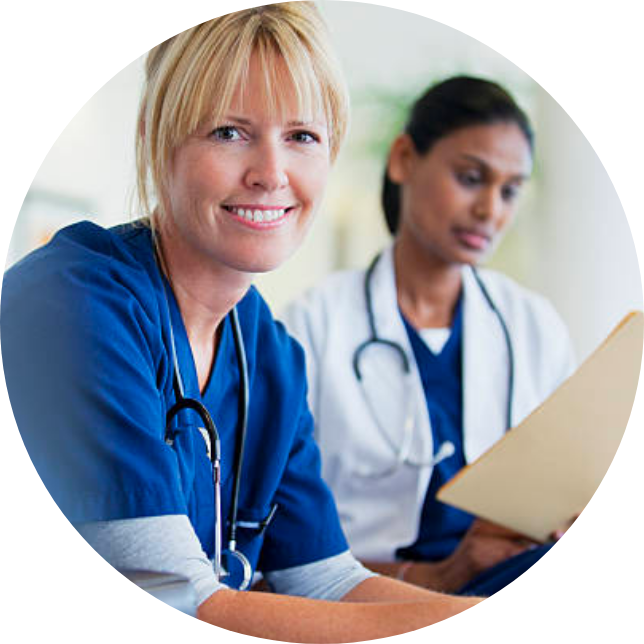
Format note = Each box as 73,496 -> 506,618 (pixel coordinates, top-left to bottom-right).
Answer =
137,3 -> 349,221
256,35 -> 323,123
163,27 -> 250,147
186,25 -> 330,142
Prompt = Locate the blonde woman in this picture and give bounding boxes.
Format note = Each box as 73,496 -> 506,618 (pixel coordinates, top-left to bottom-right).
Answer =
2,3 -> 480,641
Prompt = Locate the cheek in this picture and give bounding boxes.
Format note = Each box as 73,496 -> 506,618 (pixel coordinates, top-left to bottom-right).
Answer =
298,159 -> 330,207
179,149 -> 232,195
497,206 -> 518,231
191,159 -> 231,195
311,171 -> 330,204
408,175 -> 455,224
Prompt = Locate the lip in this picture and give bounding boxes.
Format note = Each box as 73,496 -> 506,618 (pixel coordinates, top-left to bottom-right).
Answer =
453,227 -> 492,251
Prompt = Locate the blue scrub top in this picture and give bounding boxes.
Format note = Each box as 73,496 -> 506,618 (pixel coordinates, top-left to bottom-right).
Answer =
1,221 -> 348,581
396,298 -> 475,562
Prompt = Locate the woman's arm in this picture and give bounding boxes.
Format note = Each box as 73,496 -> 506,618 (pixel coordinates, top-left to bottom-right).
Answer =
363,515 -> 580,595
79,515 -> 481,640
198,580 -> 481,643
363,519 -> 541,593
360,559 -> 458,593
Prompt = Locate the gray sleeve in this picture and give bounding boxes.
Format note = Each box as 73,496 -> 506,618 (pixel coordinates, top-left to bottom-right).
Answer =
77,518 -> 376,603
76,515 -> 222,606
264,550 -> 378,601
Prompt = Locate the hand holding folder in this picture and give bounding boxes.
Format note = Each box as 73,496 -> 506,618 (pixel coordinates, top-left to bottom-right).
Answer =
437,311 -> 643,543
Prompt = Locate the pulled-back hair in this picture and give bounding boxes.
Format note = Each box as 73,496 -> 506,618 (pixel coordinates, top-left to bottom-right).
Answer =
382,76 -> 534,234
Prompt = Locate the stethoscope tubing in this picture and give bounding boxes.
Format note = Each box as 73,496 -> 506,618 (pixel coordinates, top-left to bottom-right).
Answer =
354,253 -> 515,458
227,306 -> 249,552
470,267 -> 515,431
353,254 -> 411,380
158,256 -> 252,590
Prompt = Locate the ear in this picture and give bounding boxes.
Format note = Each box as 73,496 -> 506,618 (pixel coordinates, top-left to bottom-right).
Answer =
387,133 -> 416,184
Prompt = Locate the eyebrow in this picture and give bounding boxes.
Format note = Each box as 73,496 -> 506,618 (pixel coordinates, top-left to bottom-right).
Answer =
225,115 -> 326,129
459,153 -> 531,181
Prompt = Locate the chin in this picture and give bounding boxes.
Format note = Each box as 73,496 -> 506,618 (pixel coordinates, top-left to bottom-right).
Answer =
450,245 -> 491,267
230,248 -> 295,275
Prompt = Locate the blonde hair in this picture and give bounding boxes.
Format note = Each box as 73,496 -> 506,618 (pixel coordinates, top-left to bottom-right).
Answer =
136,2 -> 349,223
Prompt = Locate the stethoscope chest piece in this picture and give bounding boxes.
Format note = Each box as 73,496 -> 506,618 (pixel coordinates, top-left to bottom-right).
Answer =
157,244 -> 258,590
221,546 -> 253,591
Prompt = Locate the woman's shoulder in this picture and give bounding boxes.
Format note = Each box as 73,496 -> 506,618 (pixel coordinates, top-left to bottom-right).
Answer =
282,267 -> 365,321
239,286 -> 307,361
309,266 -> 365,298
2,220 -> 163,343
472,267 -> 569,334
5,219 -> 156,289
237,287 -> 312,406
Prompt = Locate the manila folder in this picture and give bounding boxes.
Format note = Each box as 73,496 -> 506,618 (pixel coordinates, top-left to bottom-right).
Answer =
437,310 -> 643,542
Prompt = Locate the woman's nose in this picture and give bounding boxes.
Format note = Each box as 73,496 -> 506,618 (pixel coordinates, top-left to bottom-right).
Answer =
472,188 -> 502,222
244,142 -> 289,192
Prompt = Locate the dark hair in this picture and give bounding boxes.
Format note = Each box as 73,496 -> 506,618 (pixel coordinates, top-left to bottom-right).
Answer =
382,76 -> 534,235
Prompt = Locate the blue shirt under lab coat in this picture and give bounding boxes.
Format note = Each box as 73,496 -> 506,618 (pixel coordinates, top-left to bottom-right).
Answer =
1,221 -> 348,581
396,300 -> 474,562
397,303 -> 555,596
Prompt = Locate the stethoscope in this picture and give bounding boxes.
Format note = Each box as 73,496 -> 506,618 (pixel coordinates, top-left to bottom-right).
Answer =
352,253 -> 515,478
158,256 -> 275,591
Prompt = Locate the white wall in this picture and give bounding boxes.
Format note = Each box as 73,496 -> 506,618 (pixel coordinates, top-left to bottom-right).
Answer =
31,58 -> 142,216
534,90 -> 642,357
7,0 -> 642,361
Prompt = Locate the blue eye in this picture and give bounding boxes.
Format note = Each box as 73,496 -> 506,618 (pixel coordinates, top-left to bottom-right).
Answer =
211,126 -> 242,141
290,130 -> 320,144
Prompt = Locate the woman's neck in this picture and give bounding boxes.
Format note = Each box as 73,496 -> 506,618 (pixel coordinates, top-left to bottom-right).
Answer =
393,237 -> 463,329
155,219 -> 252,390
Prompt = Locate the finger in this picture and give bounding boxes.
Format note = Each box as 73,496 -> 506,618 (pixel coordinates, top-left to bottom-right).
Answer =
551,514 -> 579,541
476,520 -> 536,542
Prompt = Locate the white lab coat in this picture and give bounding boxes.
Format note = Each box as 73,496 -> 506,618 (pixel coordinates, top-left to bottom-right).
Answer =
281,246 -> 576,561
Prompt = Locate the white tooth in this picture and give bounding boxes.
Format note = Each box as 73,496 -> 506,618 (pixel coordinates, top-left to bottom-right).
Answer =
268,210 -> 277,221
236,208 -> 245,217
244,210 -> 253,221
277,209 -> 285,219
254,210 -> 263,222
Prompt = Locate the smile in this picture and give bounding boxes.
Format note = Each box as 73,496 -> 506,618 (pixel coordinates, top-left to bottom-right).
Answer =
224,205 -> 292,225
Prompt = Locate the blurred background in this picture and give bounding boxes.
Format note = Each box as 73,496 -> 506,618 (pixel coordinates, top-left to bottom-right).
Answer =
6,0 -> 641,362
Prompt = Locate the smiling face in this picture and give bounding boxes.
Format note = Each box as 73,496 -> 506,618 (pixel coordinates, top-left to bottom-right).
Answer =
389,122 -> 533,268
159,54 -> 331,279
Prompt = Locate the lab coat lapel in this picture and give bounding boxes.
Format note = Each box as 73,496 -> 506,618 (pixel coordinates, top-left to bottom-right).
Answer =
368,247 -> 434,466
462,267 -> 509,462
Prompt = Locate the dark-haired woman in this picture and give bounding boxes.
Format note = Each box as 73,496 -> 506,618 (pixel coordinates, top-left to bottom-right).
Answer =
283,76 -> 576,596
